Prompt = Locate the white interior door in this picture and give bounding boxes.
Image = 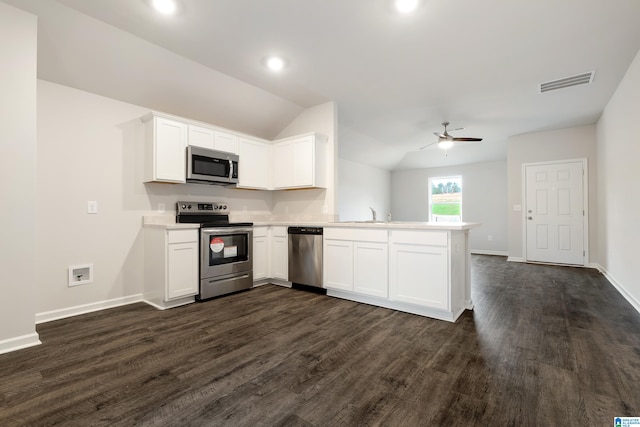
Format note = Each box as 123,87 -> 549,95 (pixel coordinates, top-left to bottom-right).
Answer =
525,161 -> 585,265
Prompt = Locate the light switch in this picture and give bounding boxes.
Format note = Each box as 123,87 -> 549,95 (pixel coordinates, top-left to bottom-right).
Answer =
88,201 -> 98,214
513,204 -> 522,211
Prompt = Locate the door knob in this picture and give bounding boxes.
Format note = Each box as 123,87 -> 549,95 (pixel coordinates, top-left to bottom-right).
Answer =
528,216 -> 533,220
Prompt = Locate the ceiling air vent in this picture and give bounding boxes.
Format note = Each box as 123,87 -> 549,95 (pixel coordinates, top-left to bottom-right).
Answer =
539,71 -> 595,93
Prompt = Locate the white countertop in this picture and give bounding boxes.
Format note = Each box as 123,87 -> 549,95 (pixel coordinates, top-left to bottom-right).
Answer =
252,221 -> 480,231
143,215 -> 199,230
144,216 -> 480,231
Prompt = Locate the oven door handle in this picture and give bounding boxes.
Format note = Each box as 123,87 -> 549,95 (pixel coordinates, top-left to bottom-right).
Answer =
202,227 -> 253,234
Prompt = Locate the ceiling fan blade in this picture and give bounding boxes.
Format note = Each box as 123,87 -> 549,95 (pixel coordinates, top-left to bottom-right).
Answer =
433,132 -> 446,138
419,141 -> 438,150
451,137 -> 483,142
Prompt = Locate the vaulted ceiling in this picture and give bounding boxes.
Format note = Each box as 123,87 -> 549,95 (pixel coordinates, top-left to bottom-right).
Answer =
7,0 -> 640,170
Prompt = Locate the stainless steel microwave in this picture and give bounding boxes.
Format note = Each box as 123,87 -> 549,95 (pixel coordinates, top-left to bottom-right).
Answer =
186,146 -> 239,185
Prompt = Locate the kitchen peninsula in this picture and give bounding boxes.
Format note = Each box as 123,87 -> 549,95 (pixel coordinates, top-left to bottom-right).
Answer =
322,221 -> 479,322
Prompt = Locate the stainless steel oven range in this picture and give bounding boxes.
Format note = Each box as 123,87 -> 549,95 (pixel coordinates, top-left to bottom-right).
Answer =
176,201 -> 253,300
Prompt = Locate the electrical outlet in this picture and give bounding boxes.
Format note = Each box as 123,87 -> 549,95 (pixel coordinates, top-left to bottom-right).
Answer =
322,205 -> 328,214
488,235 -> 493,241
87,201 -> 98,214
158,203 -> 165,213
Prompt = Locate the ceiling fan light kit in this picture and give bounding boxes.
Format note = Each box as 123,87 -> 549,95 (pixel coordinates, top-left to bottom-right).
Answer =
420,121 -> 483,151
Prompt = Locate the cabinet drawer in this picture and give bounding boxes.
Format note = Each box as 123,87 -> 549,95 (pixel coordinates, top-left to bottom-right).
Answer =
168,229 -> 198,244
389,230 -> 448,246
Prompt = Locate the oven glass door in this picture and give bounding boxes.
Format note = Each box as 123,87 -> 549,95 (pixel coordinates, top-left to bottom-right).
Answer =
201,228 -> 253,278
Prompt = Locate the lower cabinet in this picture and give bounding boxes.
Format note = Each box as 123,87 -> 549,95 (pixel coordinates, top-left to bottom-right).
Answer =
388,230 -> 449,311
323,228 -> 388,298
270,226 -> 288,281
253,226 -> 269,281
353,242 -> 388,298
144,227 -> 199,309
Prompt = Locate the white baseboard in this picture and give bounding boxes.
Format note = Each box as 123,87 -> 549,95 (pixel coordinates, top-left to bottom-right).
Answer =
0,332 -> 41,355
471,250 -> 508,257
596,264 -> 640,315
36,294 -> 144,324
507,257 -> 525,263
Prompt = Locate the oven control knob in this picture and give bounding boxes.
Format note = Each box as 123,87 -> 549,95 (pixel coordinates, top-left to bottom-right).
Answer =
187,204 -> 192,209
222,205 -> 227,210
181,204 -> 186,209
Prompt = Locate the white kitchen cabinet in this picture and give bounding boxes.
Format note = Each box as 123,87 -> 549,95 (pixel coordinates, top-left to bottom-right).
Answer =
253,226 -> 269,281
270,226 -> 288,281
353,242 -> 388,298
388,230 -> 449,310
323,239 -> 354,291
144,227 -> 199,309
272,133 -> 328,189
142,114 -> 187,183
323,228 -> 388,297
237,137 -> 271,189
187,124 -> 215,149
214,130 -> 239,154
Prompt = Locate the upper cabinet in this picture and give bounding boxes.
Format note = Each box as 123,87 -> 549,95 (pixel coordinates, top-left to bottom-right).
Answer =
237,137 -> 271,190
214,130 -> 239,154
187,124 -> 215,150
272,133 -> 328,190
142,114 -> 187,183
141,112 -> 329,191
188,126 -> 238,154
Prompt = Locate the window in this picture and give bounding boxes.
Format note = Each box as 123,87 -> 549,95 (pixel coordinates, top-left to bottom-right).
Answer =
428,176 -> 462,222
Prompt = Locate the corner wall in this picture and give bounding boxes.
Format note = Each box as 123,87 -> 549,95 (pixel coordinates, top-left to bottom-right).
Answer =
596,48 -> 640,312
272,102 -> 338,221
0,3 -> 39,353
507,125 -> 598,262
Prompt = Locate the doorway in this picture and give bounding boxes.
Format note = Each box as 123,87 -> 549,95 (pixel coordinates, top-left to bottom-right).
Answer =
524,159 -> 587,265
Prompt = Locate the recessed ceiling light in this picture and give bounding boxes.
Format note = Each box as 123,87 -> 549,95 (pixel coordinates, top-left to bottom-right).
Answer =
265,56 -> 286,72
395,0 -> 418,13
151,0 -> 177,15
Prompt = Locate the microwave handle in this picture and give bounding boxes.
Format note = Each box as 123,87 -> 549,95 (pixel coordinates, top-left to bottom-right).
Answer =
229,159 -> 233,180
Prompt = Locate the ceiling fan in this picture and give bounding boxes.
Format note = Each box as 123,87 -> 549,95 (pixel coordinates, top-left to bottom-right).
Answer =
420,121 -> 483,151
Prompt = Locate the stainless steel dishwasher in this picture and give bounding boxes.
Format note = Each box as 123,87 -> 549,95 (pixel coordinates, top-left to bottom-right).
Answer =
288,227 -> 323,288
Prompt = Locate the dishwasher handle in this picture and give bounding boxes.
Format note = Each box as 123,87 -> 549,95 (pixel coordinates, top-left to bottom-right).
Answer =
288,226 -> 323,235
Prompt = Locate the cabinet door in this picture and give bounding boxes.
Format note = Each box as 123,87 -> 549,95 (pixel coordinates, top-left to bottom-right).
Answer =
188,125 -> 215,149
155,117 -> 187,182
238,138 -> 270,189
323,239 -> 354,291
253,234 -> 269,281
272,142 -> 291,189
292,136 -> 313,187
353,242 -> 388,298
214,131 -> 239,154
271,236 -> 288,280
389,243 -> 448,310
167,241 -> 199,300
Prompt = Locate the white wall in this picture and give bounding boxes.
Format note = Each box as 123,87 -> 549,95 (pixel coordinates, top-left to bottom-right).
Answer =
391,161 -> 508,254
0,3 -> 40,353
35,80 -> 274,319
507,125 -> 598,262
597,48 -> 640,312
272,102 -> 338,221
338,159 -> 391,221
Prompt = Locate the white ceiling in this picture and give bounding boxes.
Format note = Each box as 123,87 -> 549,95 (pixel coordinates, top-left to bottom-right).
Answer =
7,0 -> 640,170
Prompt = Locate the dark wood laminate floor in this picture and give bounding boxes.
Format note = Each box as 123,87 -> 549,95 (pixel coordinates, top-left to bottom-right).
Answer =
2,255 -> 640,426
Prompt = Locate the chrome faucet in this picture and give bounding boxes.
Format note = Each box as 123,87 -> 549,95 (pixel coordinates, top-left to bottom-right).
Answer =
369,207 -> 377,221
